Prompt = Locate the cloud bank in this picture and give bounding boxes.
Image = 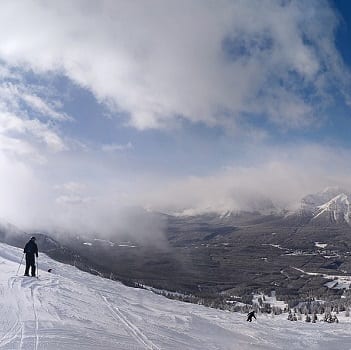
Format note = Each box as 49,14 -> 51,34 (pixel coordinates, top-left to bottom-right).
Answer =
140,144 -> 351,215
1,142 -> 351,237
0,0 -> 348,131
0,1 -> 350,239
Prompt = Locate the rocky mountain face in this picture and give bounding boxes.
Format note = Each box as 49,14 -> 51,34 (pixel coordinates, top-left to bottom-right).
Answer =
300,187 -> 351,224
301,187 -> 345,210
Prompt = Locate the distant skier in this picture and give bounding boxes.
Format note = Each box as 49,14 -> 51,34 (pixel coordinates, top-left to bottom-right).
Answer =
247,311 -> 256,322
24,237 -> 38,277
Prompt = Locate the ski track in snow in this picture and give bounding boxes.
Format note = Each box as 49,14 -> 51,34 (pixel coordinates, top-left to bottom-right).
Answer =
101,294 -> 161,350
8,276 -> 42,350
0,318 -> 21,348
31,287 -> 39,350
1,243 -> 351,349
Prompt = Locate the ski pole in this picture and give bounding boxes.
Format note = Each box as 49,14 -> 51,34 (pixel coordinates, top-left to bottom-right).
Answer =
16,253 -> 24,275
36,257 -> 39,279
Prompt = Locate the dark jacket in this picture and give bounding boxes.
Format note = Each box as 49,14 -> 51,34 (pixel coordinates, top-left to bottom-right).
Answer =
247,311 -> 256,321
24,240 -> 38,257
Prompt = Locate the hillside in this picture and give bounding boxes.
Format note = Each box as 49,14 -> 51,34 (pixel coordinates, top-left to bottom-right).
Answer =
0,243 -> 351,349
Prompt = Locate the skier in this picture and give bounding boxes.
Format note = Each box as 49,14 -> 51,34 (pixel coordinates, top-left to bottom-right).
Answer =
247,311 -> 256,322
24,237 -> 38,277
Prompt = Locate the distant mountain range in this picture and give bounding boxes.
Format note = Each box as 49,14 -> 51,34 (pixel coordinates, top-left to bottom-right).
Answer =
1,187 -> 351,301
178,186 -> 351,226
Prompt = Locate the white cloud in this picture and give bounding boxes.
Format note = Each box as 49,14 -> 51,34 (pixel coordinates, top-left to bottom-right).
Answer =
56,181 -> 87,194
0,79 -> 69,122
54,181 -> 90,206
139,144 -> 351,215
0,113 -> 66,153
25,119 -> 67,152
102,142 -> 133,152
0,0 -> 347,131
0,63 -> 69,159
0,1 -> 350,240
21,93 -> 70,122
56,195 -> 91,206
0,136 -> 350,238
0,134 -> 44,162
0,152 -> 42,226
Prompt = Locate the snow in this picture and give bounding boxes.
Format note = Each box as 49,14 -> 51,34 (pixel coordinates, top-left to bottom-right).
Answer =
324,276 -> 351,290
252,292 -> 288,311
83,240 -> 136,248
301,187 -> 345,211
263,244 -> 283,250
1,243 -> 351,349
285,251 -> 316,256
313,193 -> 351,223
93,238 -> 115,246
219,210 -> 233,219
118,244 -> 137,248
293,267 -> 351,290
315,242 -> 328,249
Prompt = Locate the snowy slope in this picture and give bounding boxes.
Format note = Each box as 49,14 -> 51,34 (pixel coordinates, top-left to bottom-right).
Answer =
1,243 -> 351,349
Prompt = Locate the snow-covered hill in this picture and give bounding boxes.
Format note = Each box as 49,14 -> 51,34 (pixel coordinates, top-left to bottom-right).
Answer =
1,243 -> 351,349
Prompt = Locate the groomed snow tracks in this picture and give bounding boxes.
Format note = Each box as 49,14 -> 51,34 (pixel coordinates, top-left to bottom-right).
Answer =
101,294 -> 160,350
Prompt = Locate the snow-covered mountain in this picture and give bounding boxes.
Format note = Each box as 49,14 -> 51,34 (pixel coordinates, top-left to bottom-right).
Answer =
174,187 -> 351,221
173,194 -> 279,218
313,193 -> 351,223
204,187 -> 351,225
301,187 -> 347,211
301,187 -> 351,224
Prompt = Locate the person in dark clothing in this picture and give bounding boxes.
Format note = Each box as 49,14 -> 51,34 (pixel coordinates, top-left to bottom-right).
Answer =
24,237 -> 38,277
247,311 -> 256,322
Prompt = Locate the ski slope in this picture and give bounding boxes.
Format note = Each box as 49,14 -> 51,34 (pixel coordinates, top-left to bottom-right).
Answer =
0,243 -> 351,349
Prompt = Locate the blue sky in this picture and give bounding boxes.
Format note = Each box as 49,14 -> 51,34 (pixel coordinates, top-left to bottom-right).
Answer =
1,0 -> 351,233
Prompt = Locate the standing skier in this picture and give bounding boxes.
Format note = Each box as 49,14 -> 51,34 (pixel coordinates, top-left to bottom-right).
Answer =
24,237 -> 38,277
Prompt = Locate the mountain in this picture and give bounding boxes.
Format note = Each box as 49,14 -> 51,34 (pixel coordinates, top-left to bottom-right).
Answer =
0,242 -> 351,349
300,188 -> 351,225
175,187 -> 351,226
301,186 -> 346,211
312,193 -> 351,224
176,195 -> 279,218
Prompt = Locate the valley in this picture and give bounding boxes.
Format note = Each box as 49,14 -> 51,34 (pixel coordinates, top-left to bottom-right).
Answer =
2,188 -> 351,308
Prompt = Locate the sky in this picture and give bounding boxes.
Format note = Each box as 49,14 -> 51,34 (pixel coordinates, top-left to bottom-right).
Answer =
1,0 -> 351,234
